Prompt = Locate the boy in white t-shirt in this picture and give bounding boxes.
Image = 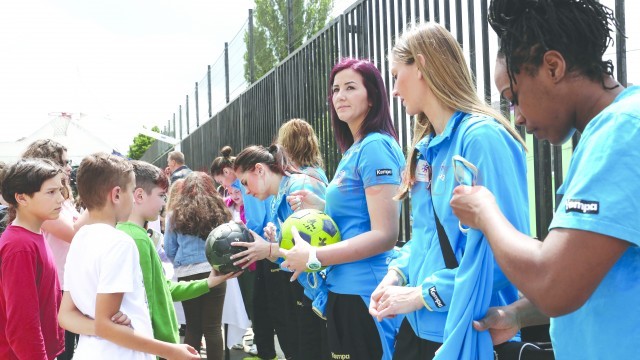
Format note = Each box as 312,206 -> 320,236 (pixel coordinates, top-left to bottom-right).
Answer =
57,153 -> 199,360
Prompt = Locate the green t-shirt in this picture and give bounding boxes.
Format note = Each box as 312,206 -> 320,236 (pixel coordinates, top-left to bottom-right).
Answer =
116,222 -> 209,344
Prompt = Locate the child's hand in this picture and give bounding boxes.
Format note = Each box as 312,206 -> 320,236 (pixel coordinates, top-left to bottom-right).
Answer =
207,269 -> 242,288
167,343 -> 200,359
110,310 -> 132,328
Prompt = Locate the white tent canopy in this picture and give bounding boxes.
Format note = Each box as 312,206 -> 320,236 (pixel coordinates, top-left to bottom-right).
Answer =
0,113 -> 119,165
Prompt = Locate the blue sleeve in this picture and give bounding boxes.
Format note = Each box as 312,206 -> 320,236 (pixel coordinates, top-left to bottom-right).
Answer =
388,240 -> 413,285
164,214 -> 178,263
243,193 -> 268,236
419,121 -> 528,311
290,175 -> 327,200
461,120 -> 530,237
551,114 -> 640,246
358,137 -> 403,188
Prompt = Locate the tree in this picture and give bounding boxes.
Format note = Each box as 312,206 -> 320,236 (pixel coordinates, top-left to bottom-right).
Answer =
244,0 -> 334,82
127,126 -> 161,160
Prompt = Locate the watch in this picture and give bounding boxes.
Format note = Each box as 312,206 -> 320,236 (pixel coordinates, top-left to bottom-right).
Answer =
306,247 -> 322,271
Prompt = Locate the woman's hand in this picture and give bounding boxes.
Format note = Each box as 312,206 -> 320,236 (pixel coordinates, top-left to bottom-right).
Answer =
263,222 -> 277,242
450,185 -> 498,230
230,230 -> 273,269
280,226 -> 311,281
369,271 -> 402,319
287,190 -> 325,212
369,285 -> 424,321
473,305 -> 522,345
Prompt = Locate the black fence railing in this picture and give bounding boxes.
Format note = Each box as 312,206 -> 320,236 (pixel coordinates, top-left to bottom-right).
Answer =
145,0 -> 629,242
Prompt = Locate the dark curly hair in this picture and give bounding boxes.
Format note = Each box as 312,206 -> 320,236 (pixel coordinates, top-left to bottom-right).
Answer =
169,171 -> 231,239
489,0 -> 621,89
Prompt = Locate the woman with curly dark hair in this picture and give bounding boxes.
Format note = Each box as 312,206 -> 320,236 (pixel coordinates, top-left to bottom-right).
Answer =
164,171 -> 232,359
451,0 -> 638,358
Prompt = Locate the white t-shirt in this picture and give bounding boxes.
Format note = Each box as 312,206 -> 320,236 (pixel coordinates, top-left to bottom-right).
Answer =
44,200 -> 79,287
64,223 -> 154,360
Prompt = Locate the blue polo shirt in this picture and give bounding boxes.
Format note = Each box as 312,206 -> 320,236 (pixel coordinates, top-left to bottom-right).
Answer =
549,86 -> 640,360
324,131 -> 405,360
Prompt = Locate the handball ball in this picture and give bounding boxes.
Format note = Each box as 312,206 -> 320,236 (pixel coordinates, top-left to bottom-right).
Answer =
205,221 -> 254,274
280,209 -> 341,254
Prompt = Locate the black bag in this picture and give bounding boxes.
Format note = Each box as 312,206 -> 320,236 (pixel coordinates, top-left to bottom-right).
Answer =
493,341 -> 554,360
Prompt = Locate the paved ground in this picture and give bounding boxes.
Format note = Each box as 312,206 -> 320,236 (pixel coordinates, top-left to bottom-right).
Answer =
198,329 -> 285,360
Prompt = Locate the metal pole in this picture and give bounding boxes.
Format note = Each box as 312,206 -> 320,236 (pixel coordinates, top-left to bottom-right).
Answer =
179,105 -> 183,140
249,9 -> 255,83
615,0 -> 627,87
172,113 -> 176,139
207,65 -> 212,118
224,42 -> 230,103
185,95 -> 190,135
195,82 -> 200,127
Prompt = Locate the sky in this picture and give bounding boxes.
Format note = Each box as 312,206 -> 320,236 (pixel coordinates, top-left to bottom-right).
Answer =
0,0 -> 257,152
0,0 -> 636,154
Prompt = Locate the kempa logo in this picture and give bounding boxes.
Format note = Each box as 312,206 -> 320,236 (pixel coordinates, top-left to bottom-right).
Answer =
331,353 -> 351,359
428,286 -> 445,308
565,199 -> 599,214
376,168 -> 392,176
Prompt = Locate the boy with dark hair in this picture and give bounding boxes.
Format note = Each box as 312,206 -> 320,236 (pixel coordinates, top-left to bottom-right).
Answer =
58,153 -> 199,359
116,160 -> 234,344
0,158 -> 66,359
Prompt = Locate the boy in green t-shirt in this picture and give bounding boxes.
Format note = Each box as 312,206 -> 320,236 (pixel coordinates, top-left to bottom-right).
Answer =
116,160 -> 235,344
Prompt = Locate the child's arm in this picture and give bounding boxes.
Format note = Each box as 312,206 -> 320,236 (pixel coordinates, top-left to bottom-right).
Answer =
95,292 -> 199,359
2,251 -> 48,359
58,292 -> 96,335
41,214 -> 75,243
167,270 -> 238,302
58,291 -> 131,335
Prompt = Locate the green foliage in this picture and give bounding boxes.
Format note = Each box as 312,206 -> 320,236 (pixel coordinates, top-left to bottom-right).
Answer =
127,126 -> 161,160
244,0 -> 334,82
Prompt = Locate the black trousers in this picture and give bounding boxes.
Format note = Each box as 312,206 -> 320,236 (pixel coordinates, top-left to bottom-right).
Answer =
326,292 -> 383,360
56,330 -> 78,360
252,260 -> 295,359
179,272 -> 226,360
290,280 -> 329,360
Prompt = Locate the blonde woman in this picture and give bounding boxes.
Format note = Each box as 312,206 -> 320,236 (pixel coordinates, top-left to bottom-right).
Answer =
276,118 -> 328,184
368,23 -> 529,359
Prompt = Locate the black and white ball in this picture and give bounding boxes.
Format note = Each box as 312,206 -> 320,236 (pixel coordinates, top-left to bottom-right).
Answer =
205,221 -> 253,274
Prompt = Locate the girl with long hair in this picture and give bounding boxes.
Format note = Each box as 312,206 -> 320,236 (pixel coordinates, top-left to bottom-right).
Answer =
164,172 -> 231,360
369,23 -> 529,359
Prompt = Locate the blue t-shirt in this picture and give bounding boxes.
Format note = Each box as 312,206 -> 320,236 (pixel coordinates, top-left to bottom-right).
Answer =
324,132 -> 405,360
232,178 -> 270,237
549,86 -> 640,360
389,113 -> 528,351
324,132 -> 405,295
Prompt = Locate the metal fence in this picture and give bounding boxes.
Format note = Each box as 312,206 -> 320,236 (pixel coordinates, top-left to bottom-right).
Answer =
145,0 -> 629,242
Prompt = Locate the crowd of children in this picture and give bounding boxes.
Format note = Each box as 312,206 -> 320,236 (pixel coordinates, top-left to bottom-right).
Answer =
1,1 -> 638,359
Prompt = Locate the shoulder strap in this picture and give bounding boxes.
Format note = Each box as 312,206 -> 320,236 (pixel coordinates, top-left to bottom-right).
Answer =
432,205 -> 459,269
